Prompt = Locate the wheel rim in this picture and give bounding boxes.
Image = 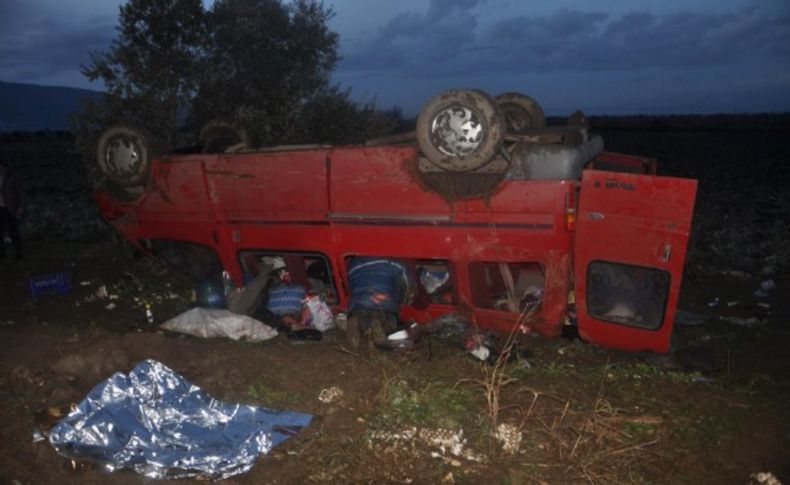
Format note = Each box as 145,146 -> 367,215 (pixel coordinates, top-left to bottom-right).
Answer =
104,135 -> 142,180
429,105 -> 486,158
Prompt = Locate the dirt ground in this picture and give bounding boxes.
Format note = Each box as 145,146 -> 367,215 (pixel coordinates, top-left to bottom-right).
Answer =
1,120 -> 789,484
1,241 -> 788,485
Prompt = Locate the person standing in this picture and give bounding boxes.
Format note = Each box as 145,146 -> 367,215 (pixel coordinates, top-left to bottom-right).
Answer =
0,163 -> 24,259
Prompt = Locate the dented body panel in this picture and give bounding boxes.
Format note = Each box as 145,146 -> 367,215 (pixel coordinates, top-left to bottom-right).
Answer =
95,143 -> 696,352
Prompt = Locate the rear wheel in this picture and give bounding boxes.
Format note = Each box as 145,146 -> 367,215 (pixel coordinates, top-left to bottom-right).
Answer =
416,89 -> 505,172
495,92 -> 546,134
199,119 -> 250,153
96,125 -> 154,187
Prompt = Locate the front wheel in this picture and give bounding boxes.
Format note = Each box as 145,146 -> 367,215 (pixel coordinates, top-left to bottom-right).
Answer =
416,89 -> 505,172
495,92 -> 546,134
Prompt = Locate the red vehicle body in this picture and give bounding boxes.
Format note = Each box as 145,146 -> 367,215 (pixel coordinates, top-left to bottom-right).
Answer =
95,137 -> 697,353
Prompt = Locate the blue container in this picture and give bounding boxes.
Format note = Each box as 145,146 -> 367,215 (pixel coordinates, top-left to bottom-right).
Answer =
28,272 -> 72,297
195,279 -> 226,309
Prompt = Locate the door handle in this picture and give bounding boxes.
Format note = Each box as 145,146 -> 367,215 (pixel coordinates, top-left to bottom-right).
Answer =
660,244 -> 672,262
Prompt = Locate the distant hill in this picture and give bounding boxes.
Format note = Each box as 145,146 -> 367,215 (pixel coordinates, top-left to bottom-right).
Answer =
0,81 -> 101,132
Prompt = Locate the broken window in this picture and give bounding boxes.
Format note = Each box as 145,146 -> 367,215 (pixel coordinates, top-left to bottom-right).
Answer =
469,262 -> 544,313
238,250 -> 337,303
415,259 -> 454,305
586,261 -> 670,330
142,239 -> 222,283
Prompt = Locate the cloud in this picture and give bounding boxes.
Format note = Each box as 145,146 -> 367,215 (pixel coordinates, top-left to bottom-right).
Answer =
339,0 -> 485,73
0,6 -> 115,86
338,5 -> 790,77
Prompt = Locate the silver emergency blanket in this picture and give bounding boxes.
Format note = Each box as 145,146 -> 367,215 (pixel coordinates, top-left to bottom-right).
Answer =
48,360 -> 312,480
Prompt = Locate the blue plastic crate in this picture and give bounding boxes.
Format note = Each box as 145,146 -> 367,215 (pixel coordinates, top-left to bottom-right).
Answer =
28,271 -> 72,297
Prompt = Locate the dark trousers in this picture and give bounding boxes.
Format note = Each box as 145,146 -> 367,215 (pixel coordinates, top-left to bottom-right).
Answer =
0,207 -> 22,258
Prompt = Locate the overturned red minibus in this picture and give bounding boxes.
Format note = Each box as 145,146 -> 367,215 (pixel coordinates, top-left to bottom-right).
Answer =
93,89 -> 697,353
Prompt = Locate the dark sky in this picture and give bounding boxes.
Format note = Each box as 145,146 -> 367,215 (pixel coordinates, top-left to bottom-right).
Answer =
1,0 -> 789,115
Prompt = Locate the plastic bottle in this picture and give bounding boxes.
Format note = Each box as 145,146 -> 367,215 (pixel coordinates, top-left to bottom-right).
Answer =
222,270 -> 234,296
145,304 -> 154,324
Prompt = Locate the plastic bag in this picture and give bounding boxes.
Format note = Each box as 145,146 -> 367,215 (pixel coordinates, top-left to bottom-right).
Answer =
161,307 -> 278,341
304,294 -> 335,332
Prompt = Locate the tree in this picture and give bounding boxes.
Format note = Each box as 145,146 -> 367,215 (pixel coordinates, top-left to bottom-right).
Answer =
190,0 -> 339,146
77,0 -> 206,143
297,85 -> 400,145
74,0 -> 398,176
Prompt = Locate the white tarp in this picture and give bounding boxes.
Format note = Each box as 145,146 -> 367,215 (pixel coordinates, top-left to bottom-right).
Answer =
161,308 -> 278,342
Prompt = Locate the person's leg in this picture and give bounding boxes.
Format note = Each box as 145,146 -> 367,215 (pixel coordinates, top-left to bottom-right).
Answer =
368,310 -> 399,347
346,309 -> 368,351
0,209 -> 8,259
7,213 -> 21,258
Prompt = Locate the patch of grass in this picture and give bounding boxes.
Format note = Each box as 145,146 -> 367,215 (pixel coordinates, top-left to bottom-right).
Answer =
623,421 -> 658,440
247,382 -> 304,408
372,378 -> 477,430
509,360 -> 576,380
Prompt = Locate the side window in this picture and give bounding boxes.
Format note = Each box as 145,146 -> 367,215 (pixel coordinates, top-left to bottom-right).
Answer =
415,259 -> 454,305
142,239 -> 222,283
343,256 -> 455,308
469,262 -> 544,313
586,261 -> 669,330
238,250 -> 337,303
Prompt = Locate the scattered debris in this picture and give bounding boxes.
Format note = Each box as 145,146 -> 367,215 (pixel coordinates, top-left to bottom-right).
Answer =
674,310 -> 708,326
707,297 -> 720,308
318,386 -> 344,404
495,423 -> 523,454
369,427 -> 484,463
690,374 -> 715,384
719,270 -> 751,279
469,345 -> 490,362
750,471 -> 782,485
423,313 -> 472,340
720,316 -> 761,327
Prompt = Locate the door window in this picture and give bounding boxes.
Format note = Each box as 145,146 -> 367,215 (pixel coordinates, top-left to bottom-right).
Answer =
415,259 -> 454,305
586,261 -> 670,330
238,250 -> 337,302
142,239 -> 222,283
469,262 -> 544,313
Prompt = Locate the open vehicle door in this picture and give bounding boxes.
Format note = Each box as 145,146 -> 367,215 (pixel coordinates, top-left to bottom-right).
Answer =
574,169 -> 697,353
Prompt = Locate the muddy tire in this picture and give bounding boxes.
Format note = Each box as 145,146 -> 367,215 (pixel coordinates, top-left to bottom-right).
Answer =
416,89 -> 505,172
199,120 -> 250,153
96,125 -> 155,187
495,92 -> 546,134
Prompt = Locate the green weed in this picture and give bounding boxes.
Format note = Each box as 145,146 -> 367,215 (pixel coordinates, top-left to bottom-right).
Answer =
247,382 -> 302,408
373,378 -> 476,430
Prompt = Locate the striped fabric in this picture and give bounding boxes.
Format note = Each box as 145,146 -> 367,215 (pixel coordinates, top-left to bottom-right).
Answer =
266,283 -> 306,315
